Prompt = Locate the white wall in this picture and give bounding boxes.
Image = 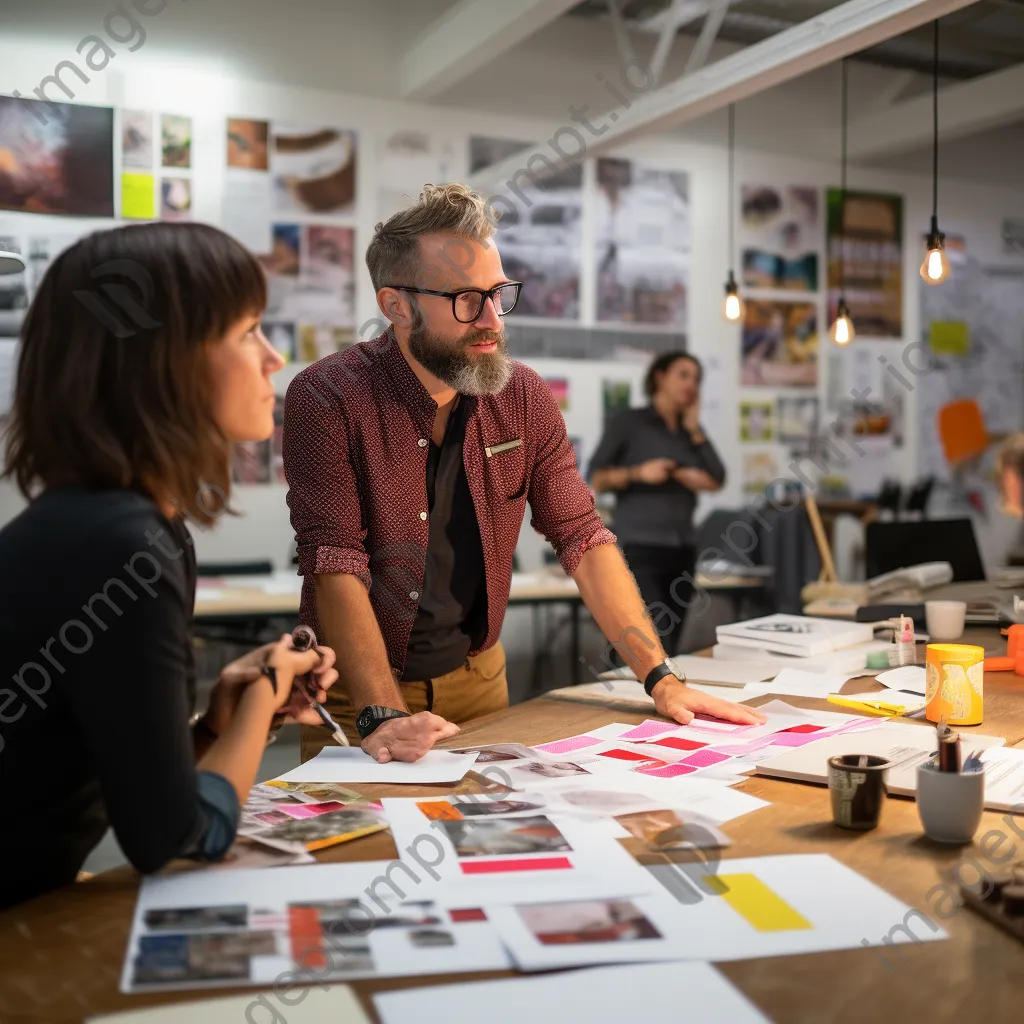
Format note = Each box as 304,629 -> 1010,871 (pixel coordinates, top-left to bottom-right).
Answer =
2,36 -> 1024,573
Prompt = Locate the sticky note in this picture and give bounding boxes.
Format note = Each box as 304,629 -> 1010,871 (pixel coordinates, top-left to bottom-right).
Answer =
929,321 -> 969,356
702,873 -> 813,932
121,172 -> 155,219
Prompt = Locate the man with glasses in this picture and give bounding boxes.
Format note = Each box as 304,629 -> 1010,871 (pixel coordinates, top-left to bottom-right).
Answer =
283,183 -> 763,764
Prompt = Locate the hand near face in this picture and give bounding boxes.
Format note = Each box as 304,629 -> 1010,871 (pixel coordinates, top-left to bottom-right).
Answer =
682,395 -> 701,434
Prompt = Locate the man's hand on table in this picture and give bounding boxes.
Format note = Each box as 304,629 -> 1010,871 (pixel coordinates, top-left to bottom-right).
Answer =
362,711 -> 461,763
652,677 -> 767,727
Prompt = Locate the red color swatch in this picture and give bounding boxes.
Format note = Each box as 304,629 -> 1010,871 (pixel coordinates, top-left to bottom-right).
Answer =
449,908 -> 488,922
460,857 -> 573,875
780,724 -> 825,734
288,906 -> 325,970
651,737 -> 707,751
599,748 -> 657,761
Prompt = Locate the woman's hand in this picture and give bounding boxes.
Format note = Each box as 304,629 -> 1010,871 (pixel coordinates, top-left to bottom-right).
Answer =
682,396 -> 702,435
651,675 -> 767,727
203,635 -> 339,734
632,457 -> 677,485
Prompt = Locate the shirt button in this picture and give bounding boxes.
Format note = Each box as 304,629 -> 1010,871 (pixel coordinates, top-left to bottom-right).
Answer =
419,511 -> 428,520
409,590 -> 419,600
418,438 -> 428,447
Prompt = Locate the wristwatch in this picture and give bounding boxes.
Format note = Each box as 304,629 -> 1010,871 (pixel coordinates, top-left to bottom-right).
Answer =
356,704 -> 410,739
643,659 -> 685,697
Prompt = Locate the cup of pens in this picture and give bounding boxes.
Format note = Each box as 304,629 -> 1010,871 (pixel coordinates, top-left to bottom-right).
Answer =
916,723 -> 985,844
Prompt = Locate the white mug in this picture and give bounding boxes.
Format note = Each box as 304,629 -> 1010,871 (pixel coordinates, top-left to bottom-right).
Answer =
925,600 -> 967,642
916,762 -> 984,844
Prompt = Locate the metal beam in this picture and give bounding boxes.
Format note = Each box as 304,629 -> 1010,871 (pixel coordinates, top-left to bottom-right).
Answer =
469,0 -> 981,191
847,60 -> 1024,160
606,0 -> 637,67
650,0 -> 710,86
683,0 -> 733,76
400,0 -> 581,100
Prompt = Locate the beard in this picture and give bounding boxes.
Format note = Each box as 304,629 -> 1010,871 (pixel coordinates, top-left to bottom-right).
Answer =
408,323 -> 514,397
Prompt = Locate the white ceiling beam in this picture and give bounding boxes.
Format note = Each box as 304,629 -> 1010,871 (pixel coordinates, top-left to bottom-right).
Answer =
400,0 -> 582,101
846,60 -> 1024,160
606,0 -> 637,67
468,0 -> 980,192
650,0 -> 710,86
683,0 -> 733,76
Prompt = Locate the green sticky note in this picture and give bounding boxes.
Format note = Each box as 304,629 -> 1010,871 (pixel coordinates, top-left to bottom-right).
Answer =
930,321 -> 969,356
121,172 -> 155,220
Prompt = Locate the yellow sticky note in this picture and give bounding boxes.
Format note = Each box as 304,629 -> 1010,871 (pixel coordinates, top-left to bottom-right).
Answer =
121,172 -> 155,219
702,873 -> 814,932
929,321 -> 969,356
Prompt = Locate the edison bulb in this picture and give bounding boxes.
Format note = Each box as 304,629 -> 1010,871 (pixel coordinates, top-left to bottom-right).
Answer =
829,299 -> 855,347
920,243 -> 951,285
723,291 -> 742,321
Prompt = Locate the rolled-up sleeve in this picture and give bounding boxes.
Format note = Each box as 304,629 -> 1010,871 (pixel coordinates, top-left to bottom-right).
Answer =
283,368 -> 371,588
693,436 -> 727,486
524,371 -> 617,575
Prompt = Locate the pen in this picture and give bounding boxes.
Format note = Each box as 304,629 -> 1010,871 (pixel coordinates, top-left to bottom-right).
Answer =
936,720 -> 961,773
291,625 -> 349,747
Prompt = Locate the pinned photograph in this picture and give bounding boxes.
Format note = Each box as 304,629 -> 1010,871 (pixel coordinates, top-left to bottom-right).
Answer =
160,177 -> 191,221
740,400 -> 774,442
302,225 -> 354,295
264,321 -> 296,362
545,378 -> 570,411
272,124 -> 357,214
161,114 -> 191,169
441,814 -> 573,857
122,110 -> 154,169
517,899 -> 662,946
741,299 -> 818,387
227,118 -> 270,170
740,185 -> 819,292
777,396 -> 820,443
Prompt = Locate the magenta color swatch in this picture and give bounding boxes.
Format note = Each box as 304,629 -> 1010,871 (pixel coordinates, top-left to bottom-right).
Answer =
780,723 -> 825,734
652,736 -> 707,752
279,800 -> 346,819
599,747 -> 656,761
680,749 -> 733,768
534,734 -> 603,755
636,762 -> 698,779
619,720 -> 678,741
460,857 -> 572,874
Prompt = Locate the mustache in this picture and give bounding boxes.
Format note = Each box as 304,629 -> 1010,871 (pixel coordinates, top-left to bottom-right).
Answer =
465,329 -> 505,345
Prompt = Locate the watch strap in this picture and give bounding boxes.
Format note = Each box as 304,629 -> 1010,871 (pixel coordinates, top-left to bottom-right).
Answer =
357,705 -> 410,739
643,659 -> 682,698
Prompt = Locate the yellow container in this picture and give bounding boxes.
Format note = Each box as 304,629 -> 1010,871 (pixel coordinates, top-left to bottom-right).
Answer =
925,644 -> 984,725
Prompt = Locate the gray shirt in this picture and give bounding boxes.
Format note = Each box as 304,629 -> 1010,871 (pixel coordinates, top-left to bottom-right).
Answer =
588,407 -> 726,547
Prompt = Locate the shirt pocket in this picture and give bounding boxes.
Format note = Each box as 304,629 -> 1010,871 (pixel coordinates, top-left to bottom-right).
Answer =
487,441 -> 528,502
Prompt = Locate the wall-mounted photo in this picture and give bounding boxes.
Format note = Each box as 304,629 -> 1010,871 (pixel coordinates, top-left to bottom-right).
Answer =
740,184 -> 819,292
272,124 -> 357,215
741,299 -> 818,387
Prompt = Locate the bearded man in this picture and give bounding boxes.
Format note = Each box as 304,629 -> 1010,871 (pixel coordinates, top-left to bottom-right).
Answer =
283,184 -> 762,764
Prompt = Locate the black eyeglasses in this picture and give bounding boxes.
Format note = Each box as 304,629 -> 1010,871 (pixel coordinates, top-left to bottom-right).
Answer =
385,282 -> 522,323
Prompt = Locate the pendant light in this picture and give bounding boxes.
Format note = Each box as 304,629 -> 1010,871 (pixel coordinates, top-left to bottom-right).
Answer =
829,58 -> 855,347
921,19 -> 951,285
722,103 -> 744,322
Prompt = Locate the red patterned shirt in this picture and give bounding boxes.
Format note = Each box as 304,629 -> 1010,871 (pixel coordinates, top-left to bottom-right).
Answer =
282,328 -> 617,677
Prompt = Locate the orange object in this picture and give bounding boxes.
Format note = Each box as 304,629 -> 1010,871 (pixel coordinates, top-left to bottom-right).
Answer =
937,399 -> 987,466
1016,650 -> 1024,676
926,643 -> 985,725
984,656 -> 1015,672
1007,624 -> 1024,660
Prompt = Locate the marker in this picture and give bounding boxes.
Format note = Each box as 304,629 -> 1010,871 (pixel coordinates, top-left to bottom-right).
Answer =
291,625 -> 349,747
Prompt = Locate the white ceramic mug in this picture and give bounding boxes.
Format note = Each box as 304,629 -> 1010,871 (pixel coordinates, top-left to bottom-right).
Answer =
916,762 -> 984,844
925,600 -> 967,642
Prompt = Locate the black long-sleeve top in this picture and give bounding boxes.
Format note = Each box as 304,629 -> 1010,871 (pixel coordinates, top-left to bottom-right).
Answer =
0,486 -> 239,910
588,406 -> 727,548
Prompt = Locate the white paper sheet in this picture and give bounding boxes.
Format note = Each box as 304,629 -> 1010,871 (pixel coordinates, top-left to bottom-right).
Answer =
221,172 -> 273,253
374,962 -> 771,1024
976,747 -> 1024,811
741,667 -> 853,699
875,665 -> 927,696
88,986 -> 368,1022
668,654 -> 780,685
486,853 -> 948,972
121,860 -> 511,994
274,748 -> 479,785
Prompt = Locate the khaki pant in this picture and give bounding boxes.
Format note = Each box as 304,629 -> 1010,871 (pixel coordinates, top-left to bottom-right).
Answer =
300,642 -> 509,762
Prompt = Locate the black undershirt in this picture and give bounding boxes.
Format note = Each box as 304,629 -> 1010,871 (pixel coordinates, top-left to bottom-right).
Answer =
402,397 -> 487,681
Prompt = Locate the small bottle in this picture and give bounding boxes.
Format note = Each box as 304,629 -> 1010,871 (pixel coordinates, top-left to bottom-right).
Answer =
890,615 -> 917,666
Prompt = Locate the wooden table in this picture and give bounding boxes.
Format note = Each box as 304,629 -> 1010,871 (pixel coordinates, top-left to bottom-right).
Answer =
4,652 -> 1024,1024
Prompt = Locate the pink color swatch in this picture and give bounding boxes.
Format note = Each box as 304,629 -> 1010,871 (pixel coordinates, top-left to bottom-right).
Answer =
278,801 -> 345,820
680,749 -> 732,768
534,734 -> 603,755
636,762 -> 698,779
460,857 -> 572,874
772,732 -> 827,747
619,720 -> 678,741
599,748 -> 656,761
651,736 -> 707,752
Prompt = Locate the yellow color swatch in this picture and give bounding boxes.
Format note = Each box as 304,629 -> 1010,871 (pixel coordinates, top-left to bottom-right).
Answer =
702,873 -> 814,932
121,172 -> 155,219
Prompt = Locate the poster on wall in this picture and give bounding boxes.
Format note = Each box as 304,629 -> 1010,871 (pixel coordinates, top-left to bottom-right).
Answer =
227,118 -> 270,170
0,96 -> 114,216
377,130 -> 456,222
161,114 -> 192,169
739,185 -> 819,291
121,172 -> 155,219
826,189 -> 903,338
740,299 -> 818,387
122,110 -> 154,169
545,377 -> 570,412
595,158 -> 689,328
272,124 -> 357,216
777,396 -> 820,443
160,177 -> 192,221
743,452 -> 778,495
470,136 -> 581,320
739,400 -> 773,442
601,379 -> 632,428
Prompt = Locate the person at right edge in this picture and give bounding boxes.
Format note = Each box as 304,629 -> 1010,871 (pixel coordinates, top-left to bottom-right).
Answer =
589,352 -> 725,657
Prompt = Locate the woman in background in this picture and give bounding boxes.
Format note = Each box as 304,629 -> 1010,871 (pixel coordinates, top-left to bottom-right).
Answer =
0,222 -> 338,910
589,352 -> 725,656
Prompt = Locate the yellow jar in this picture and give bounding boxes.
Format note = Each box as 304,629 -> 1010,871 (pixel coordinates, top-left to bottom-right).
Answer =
925,643 -> 984,725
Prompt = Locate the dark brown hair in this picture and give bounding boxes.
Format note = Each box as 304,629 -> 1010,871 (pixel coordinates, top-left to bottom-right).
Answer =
643,351 -> 703,399
3,222 -> 266,525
